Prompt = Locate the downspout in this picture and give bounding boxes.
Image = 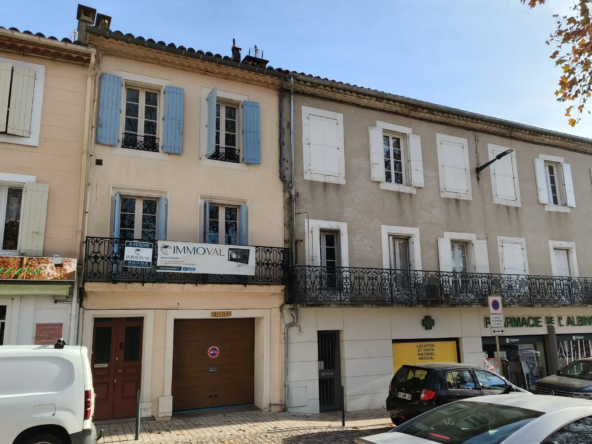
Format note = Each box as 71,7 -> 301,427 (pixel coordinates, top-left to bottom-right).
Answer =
279,77 -> 286,183
290,77 -> 296,266
283,308 -> 298,411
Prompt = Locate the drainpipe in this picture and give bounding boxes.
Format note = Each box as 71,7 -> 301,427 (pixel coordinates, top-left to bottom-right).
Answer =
279,78 -> 286,183
289,77 -> 296,266
283,307 -> 298,411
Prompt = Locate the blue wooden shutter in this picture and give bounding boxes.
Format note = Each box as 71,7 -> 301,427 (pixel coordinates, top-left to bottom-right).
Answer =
157,196 -> 168,240
96,73 -> 123,146
206,88 -> 217,158
243,101 -> 261,164
163,86 -> 184,154
239,204 -> 248,246
204,201 -> 211,243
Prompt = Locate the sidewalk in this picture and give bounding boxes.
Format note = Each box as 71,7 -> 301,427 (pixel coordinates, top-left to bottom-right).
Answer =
96,408 -> 393,443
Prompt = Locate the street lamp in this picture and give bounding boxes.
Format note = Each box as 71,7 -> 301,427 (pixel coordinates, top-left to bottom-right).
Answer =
476,149 -> 514,175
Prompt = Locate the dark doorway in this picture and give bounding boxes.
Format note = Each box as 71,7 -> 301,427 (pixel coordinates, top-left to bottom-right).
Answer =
317,331 -> 341,411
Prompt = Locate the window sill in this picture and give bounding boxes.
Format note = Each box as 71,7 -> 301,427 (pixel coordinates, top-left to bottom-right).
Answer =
545,205 -> 570,213
379,182 -> 417,194
200,158 -> 249,171
111,147 -> 170,161
304,171 -> 346,185
0,250 -> 18,257
493,197 -> 522,208
441,190 -> 472,201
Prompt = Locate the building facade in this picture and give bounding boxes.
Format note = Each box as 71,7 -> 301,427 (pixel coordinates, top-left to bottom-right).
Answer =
281,76 -> 592,413
76,7 -> 287,421
0,27 -> 94,347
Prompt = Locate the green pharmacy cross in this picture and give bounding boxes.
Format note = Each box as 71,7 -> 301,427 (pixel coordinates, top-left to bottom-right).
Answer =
422,315 -> 435,330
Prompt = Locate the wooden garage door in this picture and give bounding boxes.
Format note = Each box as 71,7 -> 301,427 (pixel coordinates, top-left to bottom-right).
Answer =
172,319 -> 254,411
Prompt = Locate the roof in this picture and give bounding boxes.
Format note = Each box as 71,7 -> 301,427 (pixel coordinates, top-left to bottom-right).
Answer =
0,26 -> 85,45
403,362 -> 479,370
464,394 -> 592,413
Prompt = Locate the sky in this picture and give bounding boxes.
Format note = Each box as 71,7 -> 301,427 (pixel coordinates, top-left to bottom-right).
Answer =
2,0 -> 585,137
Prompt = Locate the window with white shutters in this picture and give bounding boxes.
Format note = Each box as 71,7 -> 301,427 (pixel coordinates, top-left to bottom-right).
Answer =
437,134 -> 472,200
498,237 -> 529,275
488,144 -> 521,207
534,155 -> 575,210
0,185 -> 23,253
302,106 -> 345,184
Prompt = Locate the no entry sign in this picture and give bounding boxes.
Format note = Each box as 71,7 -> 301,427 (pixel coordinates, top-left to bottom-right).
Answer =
488,296 -> 503,314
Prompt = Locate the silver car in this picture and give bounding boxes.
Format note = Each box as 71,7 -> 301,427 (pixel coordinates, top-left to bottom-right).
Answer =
356,394 -> 592,444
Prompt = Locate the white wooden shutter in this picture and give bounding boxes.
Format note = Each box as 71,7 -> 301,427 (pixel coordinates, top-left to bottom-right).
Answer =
0,63 -> 12,133
534,158 -> 549,204
19,183 -> 49,256
563,163 -> 576,207
308,114 -> 340,176
492,150 -> 517,200
7,66 -> 36,137
408,134 -> 424,187
501,242 -> 527,275
310,225 -> 321,266
438,238 -> 453,272
368,126 -> 385,182
442,140 -> 468,193
473,240 -> 490,273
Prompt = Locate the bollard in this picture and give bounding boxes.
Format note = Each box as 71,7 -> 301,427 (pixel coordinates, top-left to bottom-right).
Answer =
135,389 -> 141,440
341,385 -> 345,427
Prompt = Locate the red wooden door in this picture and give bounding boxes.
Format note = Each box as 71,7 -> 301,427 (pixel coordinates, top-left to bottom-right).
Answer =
92,317 -> 143,420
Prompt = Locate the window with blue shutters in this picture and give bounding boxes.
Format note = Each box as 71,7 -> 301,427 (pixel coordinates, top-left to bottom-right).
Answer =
204,202 -> 247,245
97,73 -> 123,147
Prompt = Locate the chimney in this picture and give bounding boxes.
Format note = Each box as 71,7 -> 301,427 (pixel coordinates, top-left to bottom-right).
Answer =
231,38 -> 241,62
95,13 -> 112,30
241,44 -> 269,68
76,4 -> 96,43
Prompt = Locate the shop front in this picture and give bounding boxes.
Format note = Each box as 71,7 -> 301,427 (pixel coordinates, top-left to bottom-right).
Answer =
0,256 -> 77,345
557,333 -> 592,368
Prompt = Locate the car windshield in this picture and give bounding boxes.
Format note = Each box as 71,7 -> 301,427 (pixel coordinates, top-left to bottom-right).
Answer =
394,401 -> 542,444
559,360 -> 592,380
395,366 -> 430,388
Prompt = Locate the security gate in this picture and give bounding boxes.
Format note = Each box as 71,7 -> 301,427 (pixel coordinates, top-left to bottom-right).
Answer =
317,331 -> 341,411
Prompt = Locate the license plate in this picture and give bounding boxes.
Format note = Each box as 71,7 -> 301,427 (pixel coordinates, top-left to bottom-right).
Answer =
397,392 -> 412,400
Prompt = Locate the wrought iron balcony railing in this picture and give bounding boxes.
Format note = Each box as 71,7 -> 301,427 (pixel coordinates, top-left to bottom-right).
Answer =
84,237 -> 289,285
286,266 -> 592,306
122,133 -> 159,152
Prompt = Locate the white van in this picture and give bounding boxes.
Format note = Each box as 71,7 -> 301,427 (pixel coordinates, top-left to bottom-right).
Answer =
0,345 -> 97,444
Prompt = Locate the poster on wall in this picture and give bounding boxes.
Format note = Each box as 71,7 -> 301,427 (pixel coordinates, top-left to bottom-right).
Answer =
0,257 -> 76,281
156,241 -> 256,275
518,344 -> 540,389
123,241 -> 153,268
392,340 -> 458,372
34,323 -> 63,346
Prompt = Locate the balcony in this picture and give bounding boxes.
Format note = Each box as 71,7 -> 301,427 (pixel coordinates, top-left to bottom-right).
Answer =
286,266 -> 592,307
83,237 -> 289,285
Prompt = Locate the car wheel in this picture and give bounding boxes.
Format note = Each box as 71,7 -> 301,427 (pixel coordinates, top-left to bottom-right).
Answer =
22,434 -> 64,444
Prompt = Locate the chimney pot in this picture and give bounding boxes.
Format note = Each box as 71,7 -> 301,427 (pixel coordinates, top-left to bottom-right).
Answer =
76,4 -> 96,43
95,13 -> 112,30
231,38 -> 242,62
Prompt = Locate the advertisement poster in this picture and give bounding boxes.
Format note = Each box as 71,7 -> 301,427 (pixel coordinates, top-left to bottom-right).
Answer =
156,241 -> 256,275
0,257 -> 76,281
518,344 -> 540,389
124,241 -> 153,268
392,340 -> 458,372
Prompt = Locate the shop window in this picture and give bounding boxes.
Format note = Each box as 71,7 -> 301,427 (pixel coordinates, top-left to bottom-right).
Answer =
474,370 -> 506,391
445,370 -> 476,390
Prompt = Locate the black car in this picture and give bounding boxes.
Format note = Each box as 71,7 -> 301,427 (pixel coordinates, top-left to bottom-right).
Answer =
386,362 -> 528,425
534,358 -> 592,399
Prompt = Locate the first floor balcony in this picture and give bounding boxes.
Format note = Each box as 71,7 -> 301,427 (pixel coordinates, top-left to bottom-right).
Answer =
83,237 -> 289,285
286,265 -> 592,307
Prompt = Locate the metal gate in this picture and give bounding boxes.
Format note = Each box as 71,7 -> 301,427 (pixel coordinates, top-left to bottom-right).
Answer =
317,331 -> 341,411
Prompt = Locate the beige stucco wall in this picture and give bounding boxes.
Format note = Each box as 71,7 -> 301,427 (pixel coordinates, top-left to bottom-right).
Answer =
286,94 -> 592,275
85,54 -> 284,248
0,51 -> 88,258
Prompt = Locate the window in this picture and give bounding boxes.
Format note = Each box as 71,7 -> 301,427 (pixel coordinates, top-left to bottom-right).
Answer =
544,415 -> 592,444
0,62 -> 36,139
498,237 -> 529,275
0,306 -> 6,345
207,204 -> 239,245
119,197 -> 158,241
302,106 -> 345,185
488,144 -> 521,207
384,133 -> 406,185
208,102 -> 239,163
437,133 -> 472,200
549,241 -> 578,278
534,155 -> 575,210
321,231 -> 341,288
451,242 -> 468,273
0,185 -> 23,252
445,370 -> 476,390
122,87 -> 159,152
390,237 -> 410,270
474,370 -> 507,391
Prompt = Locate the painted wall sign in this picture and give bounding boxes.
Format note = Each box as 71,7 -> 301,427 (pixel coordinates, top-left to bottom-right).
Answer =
211,311 -> 232,318
34,323 -> 63,345
123,241 -> 153,268
208,346 -> 220,359
485,315 -> 592,329
0,257 -> 76,281
392,340 -> 458,372
156,241 -> 255,275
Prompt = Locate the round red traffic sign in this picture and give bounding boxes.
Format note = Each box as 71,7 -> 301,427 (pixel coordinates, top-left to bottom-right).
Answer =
207,346 -> 220,359
492,300 -> 500,311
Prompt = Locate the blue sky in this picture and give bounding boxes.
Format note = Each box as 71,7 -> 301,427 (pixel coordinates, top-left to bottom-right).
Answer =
3,0 -> 584,137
